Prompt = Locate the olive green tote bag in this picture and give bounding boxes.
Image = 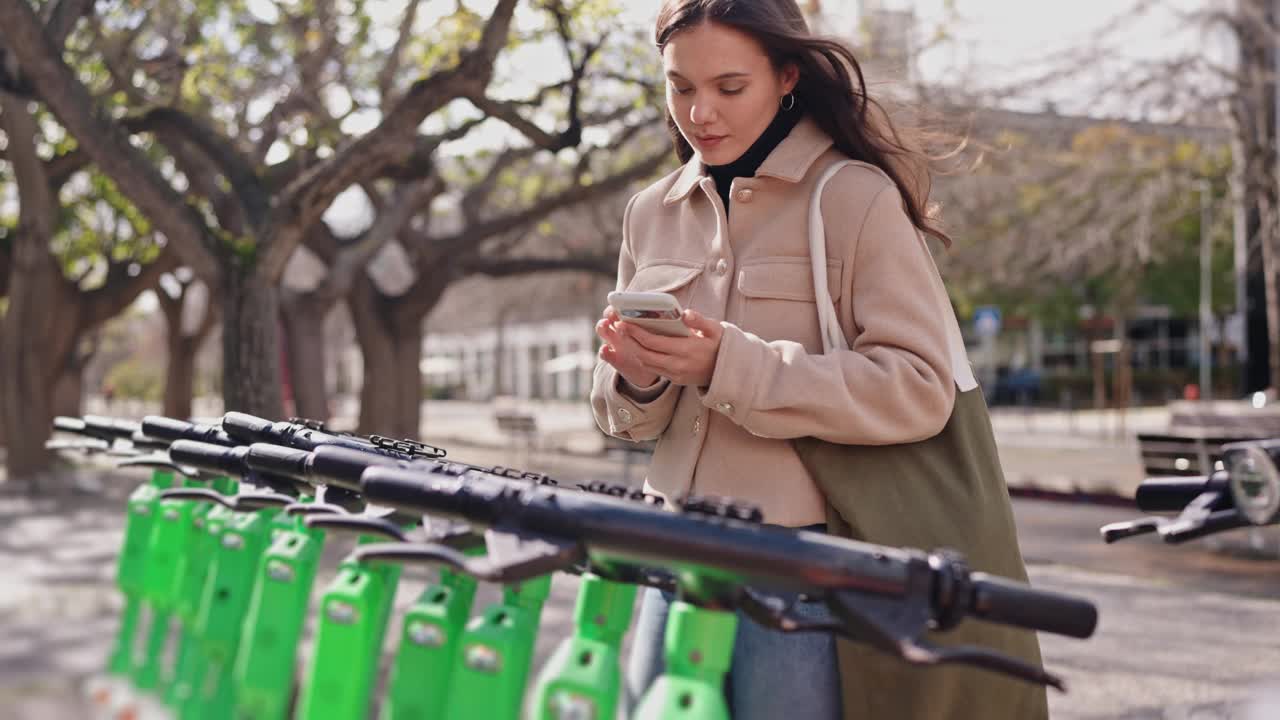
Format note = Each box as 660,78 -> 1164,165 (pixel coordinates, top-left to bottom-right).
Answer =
796,160 -> 1049,720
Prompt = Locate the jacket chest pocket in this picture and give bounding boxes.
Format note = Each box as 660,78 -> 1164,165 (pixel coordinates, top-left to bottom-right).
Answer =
625,259 -> 705,308
736,257 -> 843,353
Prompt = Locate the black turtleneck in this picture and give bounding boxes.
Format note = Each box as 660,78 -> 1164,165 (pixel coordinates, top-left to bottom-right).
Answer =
706,107 -> 802,216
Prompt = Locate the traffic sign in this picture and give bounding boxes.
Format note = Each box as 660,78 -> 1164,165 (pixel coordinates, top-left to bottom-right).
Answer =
973,306 -> 1002,338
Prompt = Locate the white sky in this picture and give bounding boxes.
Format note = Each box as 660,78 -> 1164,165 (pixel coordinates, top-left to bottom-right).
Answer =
620,0 -> 1219,108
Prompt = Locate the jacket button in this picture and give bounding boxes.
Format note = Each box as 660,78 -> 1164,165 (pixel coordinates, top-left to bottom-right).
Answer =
735,188 -> 754,203
714,258 -> 729,276
617,407 -> 633,423
715,402 -> 734,414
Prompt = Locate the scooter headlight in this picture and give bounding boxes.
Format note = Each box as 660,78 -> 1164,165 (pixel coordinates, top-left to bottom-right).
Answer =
1223,442 -> 1280,526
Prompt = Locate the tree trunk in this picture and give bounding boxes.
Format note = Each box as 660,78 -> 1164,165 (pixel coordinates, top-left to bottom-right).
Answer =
164,335 -> 198,420
351,278 -> 398,436
0,92 -> 79,485
1089,326 -> 1108,411
280,292 -> 332,423
221,268 -> 284,418
0,353 -> 5,448
1232,0 -> 1280,391
1112,316 -> 1132,435
0,252 -> 78,485
350,275 -> 444,439
354,320 -> 426,439
52,363 -> 84,418
393,321 -> 425,439
1263,204 -> 1280,392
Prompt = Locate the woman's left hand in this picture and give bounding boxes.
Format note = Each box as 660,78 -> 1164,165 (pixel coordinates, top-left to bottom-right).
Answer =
618,309 -> 725,387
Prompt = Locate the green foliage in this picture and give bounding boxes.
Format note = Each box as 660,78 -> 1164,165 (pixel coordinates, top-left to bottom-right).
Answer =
949,119 -> 1235,326
52,170 -> 164,287
103,357 -> 165,402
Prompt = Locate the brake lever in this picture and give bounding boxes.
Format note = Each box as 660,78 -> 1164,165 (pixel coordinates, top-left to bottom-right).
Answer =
1160,508 -> 1252,543
353,528 -> 583,583
817,550 -> 1068,692
45,438 -> 112,454
117,453 -> 202,479
1100,517 -> 1163,543
736,586 -> 845,634
158,488 -> 293,512
1101,487 -> 1232,543
304,514 -> 410,542
160,487 -> 236,509
284,502 -> 351,517
234,492 -> 295,511
912,641 -> 1066,691
824,588 -> 1066,691
590,564 -> 678,594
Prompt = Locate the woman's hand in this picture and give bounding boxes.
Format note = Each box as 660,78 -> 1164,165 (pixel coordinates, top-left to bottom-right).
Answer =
596,306 -> 662,388
599,309 -> 724,388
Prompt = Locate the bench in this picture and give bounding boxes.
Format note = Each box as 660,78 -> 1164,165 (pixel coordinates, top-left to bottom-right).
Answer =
494,410 -> 539,462
1137,403 -> 1280,478
1135,432 -> 1237,477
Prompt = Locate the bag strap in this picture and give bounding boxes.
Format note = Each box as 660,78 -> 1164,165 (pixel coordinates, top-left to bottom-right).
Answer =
808,160 -> 981,392
809,160 -> 856,354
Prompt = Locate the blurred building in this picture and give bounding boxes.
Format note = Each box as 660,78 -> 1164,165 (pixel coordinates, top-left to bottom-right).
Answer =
419,270 -> 611,402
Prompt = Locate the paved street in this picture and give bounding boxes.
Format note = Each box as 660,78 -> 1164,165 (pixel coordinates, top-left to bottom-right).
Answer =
3,443 -> 1279,719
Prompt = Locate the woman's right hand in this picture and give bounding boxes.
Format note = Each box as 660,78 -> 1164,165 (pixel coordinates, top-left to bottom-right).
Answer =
596,306 -> 661,388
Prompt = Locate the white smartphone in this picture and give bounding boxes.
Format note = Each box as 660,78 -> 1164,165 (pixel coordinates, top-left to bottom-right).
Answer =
607,291 -> 691,337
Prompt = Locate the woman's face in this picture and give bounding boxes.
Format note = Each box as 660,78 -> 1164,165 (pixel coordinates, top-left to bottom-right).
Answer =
662,20 -> 798,166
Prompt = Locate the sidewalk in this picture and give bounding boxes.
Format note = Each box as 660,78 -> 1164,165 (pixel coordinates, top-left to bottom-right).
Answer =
417,400 -> 1280,559
72,396 -> 1164,499
409,399 -> 1156,493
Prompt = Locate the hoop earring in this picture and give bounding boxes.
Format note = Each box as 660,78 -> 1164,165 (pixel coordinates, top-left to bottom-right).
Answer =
780,93 -> 796,111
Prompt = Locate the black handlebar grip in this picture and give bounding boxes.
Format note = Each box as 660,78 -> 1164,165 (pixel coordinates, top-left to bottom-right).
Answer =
222,412 -> 276,442
1135,475 -> 1226,513
142,416 -> 195,441
83,415 -> 142,440
169,440 -> 249,477
130,431 -> 171,451
54,416 -> 88,435
142,415 -> 235,447
309,445 -> 406,491
245,443 -> 314,480
967,572 -> 1098,640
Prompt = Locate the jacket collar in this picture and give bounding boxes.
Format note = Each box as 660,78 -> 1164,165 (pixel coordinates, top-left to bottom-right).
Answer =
662,116 -> 835,206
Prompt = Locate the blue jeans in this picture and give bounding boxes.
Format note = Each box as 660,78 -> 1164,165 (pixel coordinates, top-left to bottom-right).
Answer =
624,558 -> 842,719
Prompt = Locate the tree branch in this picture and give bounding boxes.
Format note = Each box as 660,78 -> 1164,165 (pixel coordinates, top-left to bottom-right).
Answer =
81,247 -> 180,328
0,91 -> 57,242
46,148 -> 89,189
377,0 -> 424,108
461,254 -> 615,278
428,144 -> 669,259
0,0 -> 220,281
42,0 -> 95,47
125,107 -> 268,229
311,176 -> 442,308
0,233 -> 10,297
267,0 -> 519,281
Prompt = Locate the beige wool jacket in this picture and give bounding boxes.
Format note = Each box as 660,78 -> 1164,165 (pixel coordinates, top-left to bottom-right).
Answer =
590,117 -> 973,526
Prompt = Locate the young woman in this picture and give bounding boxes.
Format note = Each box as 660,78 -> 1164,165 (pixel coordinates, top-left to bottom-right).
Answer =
590,1 -> 1047,718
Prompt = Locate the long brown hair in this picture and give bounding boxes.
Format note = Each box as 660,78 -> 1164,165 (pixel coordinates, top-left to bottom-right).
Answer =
655,0 -> 952,246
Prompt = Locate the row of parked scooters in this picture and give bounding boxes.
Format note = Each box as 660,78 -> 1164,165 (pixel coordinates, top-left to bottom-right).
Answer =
46,410 -> 1277,719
